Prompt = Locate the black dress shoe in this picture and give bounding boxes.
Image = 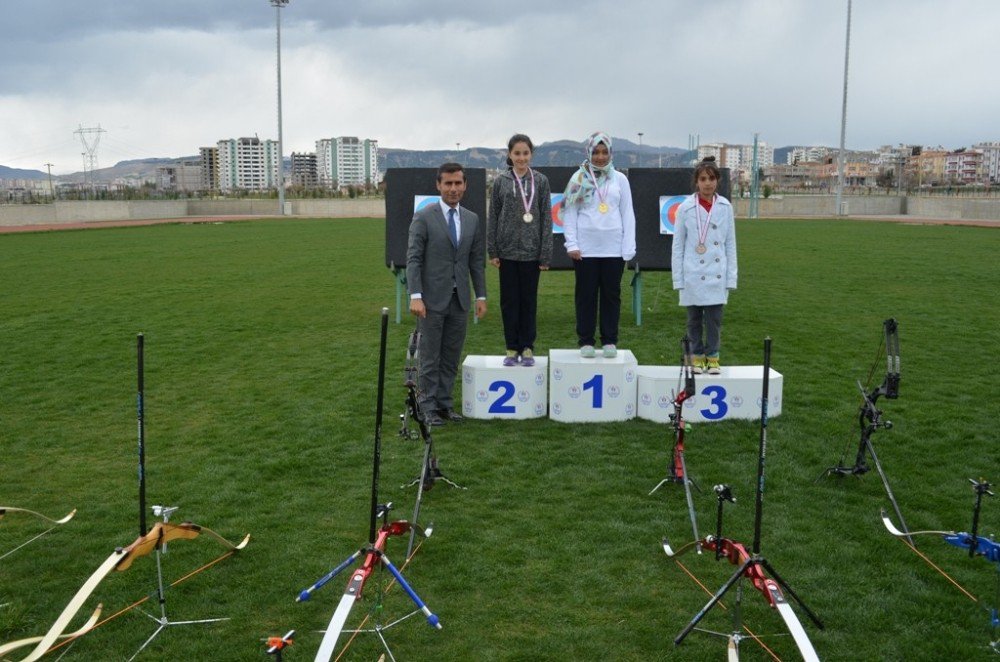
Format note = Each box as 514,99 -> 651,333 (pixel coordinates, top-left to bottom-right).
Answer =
423,411 -> 445,426
438,408 -> 463,422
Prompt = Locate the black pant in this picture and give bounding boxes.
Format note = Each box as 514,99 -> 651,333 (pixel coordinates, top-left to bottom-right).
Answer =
573,257 -> 625,347
499,260 -> 541,352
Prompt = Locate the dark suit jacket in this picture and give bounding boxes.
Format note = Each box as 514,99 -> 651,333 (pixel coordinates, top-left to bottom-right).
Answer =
406,203 -> 487,312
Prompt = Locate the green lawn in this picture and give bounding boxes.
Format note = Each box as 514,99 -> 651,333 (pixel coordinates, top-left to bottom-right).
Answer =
1,217 -> 998,661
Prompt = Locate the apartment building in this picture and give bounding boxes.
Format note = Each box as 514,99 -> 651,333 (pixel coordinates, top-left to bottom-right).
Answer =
973,142 -> 1000,184
216,137 -> 280,191
199,146 -> 219,191
945,149 -> 983,184
290,152 -> 318,188
316,137 -> 378,188
697,141 -> 773,182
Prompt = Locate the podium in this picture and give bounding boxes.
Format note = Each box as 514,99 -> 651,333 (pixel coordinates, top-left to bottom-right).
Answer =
636,365 -> 783,423
461,355 -> 548,419
548,349 -> 638,423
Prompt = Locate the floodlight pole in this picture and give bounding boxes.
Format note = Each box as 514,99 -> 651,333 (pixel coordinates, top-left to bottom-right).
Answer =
835,0 -> 852,217
638,132 -> 643,167
272,0 -> 290,216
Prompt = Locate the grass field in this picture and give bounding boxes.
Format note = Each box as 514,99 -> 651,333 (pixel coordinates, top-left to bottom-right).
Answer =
1,217 -> 998,661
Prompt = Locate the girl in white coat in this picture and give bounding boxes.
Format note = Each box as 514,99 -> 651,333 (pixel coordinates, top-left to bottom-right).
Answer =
563,132 -> 637,358
671,157 -> 737,374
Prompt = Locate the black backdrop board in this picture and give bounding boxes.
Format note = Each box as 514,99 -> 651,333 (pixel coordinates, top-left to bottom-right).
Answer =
626,168 -> 731,272
384,168 -> 487,269
534,167 -> 581,271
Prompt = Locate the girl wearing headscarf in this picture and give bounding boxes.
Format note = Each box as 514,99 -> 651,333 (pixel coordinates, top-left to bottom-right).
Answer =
562,132 -> 636,358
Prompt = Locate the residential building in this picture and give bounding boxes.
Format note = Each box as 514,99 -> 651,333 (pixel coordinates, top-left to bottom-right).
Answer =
945,149 -> 983,184
316,137 -> 378,188
290,152 -> 318,188
216,137 -> 280,191
787,146 -> 830,165
200,146 -> 219,191
698,141 -> 773,183
973,141 -> 1000,184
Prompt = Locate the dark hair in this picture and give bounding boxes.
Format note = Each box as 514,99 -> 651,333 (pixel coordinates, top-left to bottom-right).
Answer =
692,156 -> 721,189
437,162 -> 465,182
506,133 -> 534,167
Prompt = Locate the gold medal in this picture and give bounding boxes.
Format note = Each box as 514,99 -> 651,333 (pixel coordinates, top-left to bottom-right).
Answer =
523,213 -> 533,223
695,243 -> 707,254
598,202 -> 609,214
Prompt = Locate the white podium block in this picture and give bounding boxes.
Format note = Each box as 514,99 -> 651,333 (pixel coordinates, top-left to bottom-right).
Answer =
461,355 -> 548,419
548,349 -> 638,423
636,365 -> 783,423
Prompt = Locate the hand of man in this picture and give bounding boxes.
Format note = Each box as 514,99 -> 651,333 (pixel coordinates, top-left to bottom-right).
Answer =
490,258 -> 500,268
410,298 -> 427,318
568,250 -> 582,261
475,299 -> 487,319
539,264 -> 549,271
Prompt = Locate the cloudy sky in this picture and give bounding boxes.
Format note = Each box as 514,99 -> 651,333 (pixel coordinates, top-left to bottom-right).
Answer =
3,1 -> 997,175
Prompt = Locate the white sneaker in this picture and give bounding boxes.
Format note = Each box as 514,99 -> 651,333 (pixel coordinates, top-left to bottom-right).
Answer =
602,344 -> 617,358
580,345 -> 596,358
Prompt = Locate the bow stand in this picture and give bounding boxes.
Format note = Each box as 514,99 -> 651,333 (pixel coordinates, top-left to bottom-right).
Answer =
399,320 -> 465,559
819,318 -> 912,544
128,333 -> 235,661
298,309 -> 440,662
652,336 -> 701,553
666,338 -> 824,661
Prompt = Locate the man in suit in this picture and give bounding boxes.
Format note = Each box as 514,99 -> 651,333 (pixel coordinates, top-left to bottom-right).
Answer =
407,162 -> 488,426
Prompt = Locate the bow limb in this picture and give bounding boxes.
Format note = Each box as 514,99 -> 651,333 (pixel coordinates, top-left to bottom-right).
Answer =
11,522 -> 249,661
880,509 -> 955,538
0,507 -> 76,526
14,551 -> 126,662
662,536 -> 704,559
880,510 -> 979,602
0,604 -> 101,657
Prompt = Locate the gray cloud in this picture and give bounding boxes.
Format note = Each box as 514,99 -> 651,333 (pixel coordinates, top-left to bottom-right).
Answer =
3,1 -> 998,174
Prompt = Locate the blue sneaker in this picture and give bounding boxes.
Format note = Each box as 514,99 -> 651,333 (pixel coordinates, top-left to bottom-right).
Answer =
502,350 -> 519,367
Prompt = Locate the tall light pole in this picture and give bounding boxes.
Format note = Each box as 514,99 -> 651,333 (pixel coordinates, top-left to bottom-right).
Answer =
272,0 -> 290,216
44,163 -> 55,199
835,0 -> 852,216
637,132 -> 644,167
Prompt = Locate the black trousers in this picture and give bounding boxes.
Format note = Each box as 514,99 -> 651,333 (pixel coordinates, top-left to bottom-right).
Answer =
499,260 -> 541,352
573,257 -> 625,347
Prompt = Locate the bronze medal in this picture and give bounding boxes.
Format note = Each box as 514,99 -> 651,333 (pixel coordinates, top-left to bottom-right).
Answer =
695,243 -> 707,255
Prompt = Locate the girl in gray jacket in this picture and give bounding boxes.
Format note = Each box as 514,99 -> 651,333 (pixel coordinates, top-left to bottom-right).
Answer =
488,134 -> 553,367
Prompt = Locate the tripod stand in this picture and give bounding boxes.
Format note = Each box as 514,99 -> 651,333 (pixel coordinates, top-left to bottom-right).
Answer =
128,505 -> 232,661
669,338 -> 824,660
298,309 -> 440,662
819,318 -> 912,544
401,377 -> 464,558
652,336 -> 701,553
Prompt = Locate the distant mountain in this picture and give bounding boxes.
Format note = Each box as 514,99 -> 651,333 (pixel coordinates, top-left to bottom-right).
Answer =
0,165 -> 47,180
2,138 -> 692,184
382,138 -> 689,170
55,157 -> 201,184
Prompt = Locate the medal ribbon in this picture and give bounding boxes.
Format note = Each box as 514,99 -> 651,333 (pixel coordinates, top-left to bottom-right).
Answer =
585,164 -> 610,209
695,194 -> 716,247
512,169 -> 536,216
